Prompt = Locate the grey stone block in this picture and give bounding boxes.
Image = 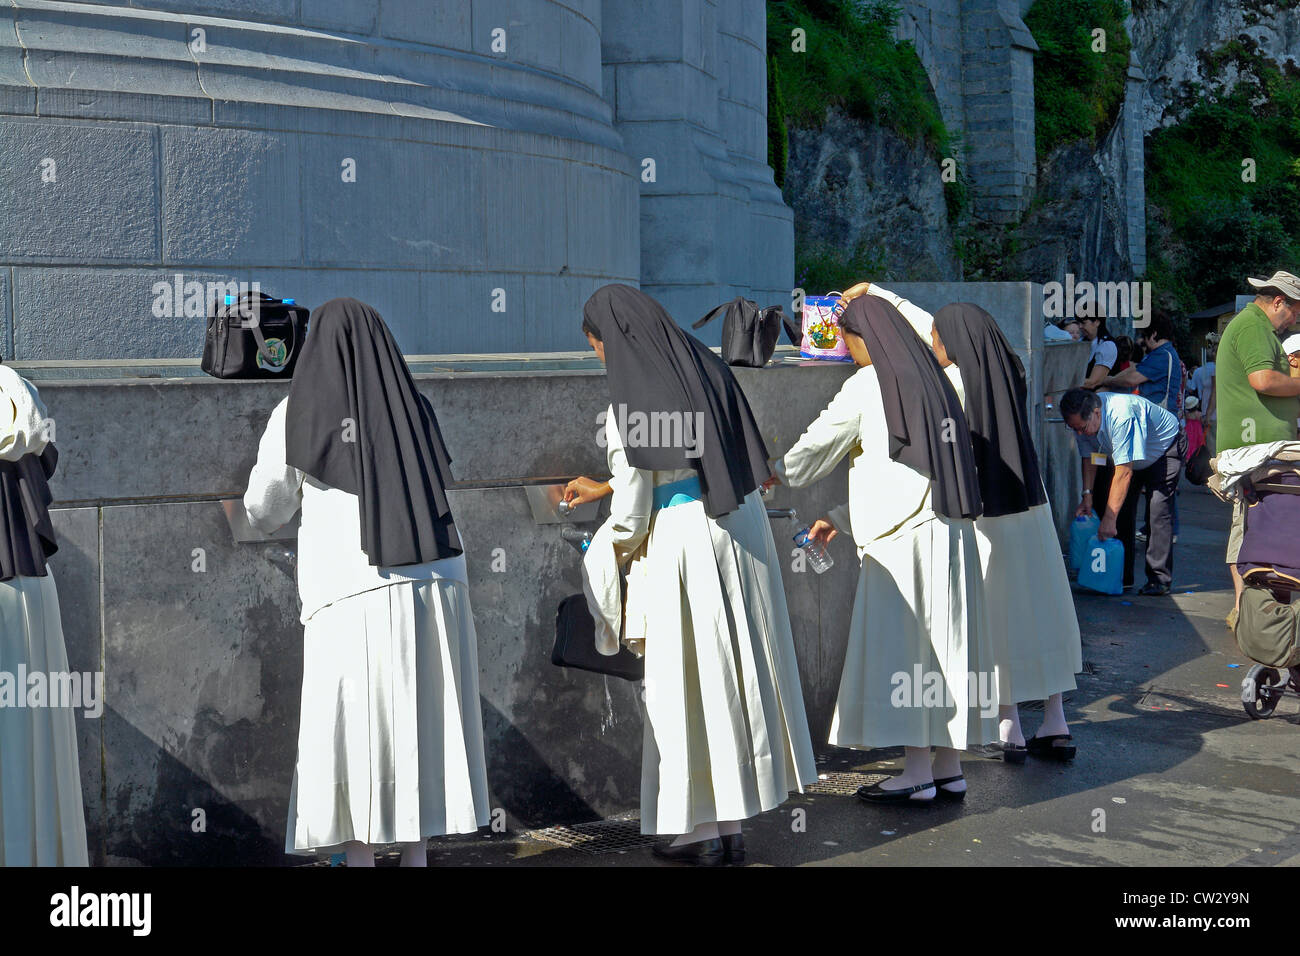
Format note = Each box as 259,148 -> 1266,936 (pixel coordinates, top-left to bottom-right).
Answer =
560,3 -> 603,95
565,161 -> 640,280
0,120 -> 158,262
301,136 -> 484,271
471,0 -> 563,76
638,194 -> 718,286
100,500 -> 302,865
480,153 -> 567,274
379,0 -> 471,49
615,61 -> 687,121
48,507 -> 104,864
300,0 -> 378,34
161,128 -> 303,267
600,0 -> 685,64
416,272 -> 525,354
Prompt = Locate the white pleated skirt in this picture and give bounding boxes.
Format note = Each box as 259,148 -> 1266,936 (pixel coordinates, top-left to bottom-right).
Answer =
975,504 -> 1082,704
830,511 -> 999,750
0,572 -> 89,867
286,575 -> 491,855
627,491 -> 818,835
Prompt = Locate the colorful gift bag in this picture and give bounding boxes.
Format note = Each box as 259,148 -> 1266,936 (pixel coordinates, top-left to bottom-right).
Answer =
800,293 -> 854,362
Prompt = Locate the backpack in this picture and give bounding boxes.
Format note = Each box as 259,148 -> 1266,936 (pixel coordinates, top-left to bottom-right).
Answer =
692,297 -> 801,368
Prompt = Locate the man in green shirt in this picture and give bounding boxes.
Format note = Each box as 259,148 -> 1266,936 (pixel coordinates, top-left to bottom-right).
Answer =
1218,271 -> 1300,626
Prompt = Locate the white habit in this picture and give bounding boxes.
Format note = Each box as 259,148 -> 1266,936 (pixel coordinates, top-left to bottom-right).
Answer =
775,366 -> 999,750
245,397 -> 490,854
582,408 -> 818,835
942,365 -> 1082,704
0,365 -> 89,866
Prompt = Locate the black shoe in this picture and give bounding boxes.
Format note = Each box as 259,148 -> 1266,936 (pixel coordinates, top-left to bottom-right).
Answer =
998,740 -> 1028,765
652,837 -> 724,866
720,833 -> 745,865
933,774 -> 967,801
1026,734 -> 1076,761
856,779 -> 936,804
1138,582 -> 1170,596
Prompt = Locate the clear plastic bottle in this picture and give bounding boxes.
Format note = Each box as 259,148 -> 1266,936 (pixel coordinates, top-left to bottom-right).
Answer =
790,509 -> 833,573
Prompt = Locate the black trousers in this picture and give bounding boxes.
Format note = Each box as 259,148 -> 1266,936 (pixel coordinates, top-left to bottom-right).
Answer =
1094,433 -> 1186,588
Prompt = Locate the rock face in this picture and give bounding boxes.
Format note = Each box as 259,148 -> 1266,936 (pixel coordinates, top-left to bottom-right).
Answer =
1002,115 -> 1135,286
784,108 -> 962,282
1130,0 -> 1300,131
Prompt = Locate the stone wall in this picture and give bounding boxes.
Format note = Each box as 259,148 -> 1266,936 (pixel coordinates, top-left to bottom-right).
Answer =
0,1 -> 794,359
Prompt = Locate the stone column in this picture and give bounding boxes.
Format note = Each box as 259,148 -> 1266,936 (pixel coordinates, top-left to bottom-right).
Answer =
601,0 -> 793,330
959,0 -> 1039,224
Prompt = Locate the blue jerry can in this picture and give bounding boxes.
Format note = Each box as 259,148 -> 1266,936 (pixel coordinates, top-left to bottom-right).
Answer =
1077,535 -> 1124,595
1068,511 -> 1100,573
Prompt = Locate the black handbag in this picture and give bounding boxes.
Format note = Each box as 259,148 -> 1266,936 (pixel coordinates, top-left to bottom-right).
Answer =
1186,443 -> 1212,486
692,297 -> 800,368
552,594 -> 644,682
202,291 -> 309,379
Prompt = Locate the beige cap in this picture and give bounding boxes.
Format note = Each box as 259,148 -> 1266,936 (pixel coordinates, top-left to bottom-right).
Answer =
1247,271 -> 1300,300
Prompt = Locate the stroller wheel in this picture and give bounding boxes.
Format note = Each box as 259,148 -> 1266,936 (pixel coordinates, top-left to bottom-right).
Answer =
1243,665 -> 1285,720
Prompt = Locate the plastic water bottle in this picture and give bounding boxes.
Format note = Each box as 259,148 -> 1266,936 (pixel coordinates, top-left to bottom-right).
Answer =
790,510 -> 833,573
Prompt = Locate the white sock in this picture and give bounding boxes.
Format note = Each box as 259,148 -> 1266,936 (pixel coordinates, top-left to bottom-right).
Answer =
999,705 -> 1025,747
344,841 -> 375,868
935,749 -> 967,790
400,841 -> 428,868
717,820 -> 742,837
881,746 -> 935,792
1037,693 -> 1070,738
670,822 -> 720,847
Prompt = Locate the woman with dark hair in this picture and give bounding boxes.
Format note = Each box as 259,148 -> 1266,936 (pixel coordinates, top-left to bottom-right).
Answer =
565,284 -> 816,865
930,304 -> 1082,761
243,298 -> 490,867
770,296 -> 997,803
0,364 -> 88,865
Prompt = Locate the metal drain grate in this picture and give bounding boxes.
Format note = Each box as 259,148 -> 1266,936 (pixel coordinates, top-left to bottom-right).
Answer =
805,771 -> 889,795
525,817 -> 656,854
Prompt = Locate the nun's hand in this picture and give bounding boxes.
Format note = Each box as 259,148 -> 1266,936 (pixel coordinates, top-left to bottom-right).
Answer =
808,519 -> 837,549
761,473 -> 781,494
837,281 -> 872,306
564,476 -> 612,505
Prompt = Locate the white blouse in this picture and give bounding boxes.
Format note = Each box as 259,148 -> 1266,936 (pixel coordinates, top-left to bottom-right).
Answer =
0,365 -> 51,462
581,404 -> 695,655
774,365 -> 932,553
244,396 -> 466,624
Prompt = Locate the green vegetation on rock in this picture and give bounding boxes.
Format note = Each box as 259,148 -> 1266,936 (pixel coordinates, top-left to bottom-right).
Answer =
1146,41 -> 1300,310
1025,0 -> 1131,161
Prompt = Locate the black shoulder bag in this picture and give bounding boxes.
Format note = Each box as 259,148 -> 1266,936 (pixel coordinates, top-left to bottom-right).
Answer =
552,594 -> 644,681
202,291 -> 309,379
692,297 -> 801,368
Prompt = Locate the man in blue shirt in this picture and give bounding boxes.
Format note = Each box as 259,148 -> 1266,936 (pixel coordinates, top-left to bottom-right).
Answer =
1060,388 -> 1185,595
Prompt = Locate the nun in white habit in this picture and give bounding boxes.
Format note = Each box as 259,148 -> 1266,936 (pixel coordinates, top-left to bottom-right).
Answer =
0,364 -> 88,866
568,284 -> 817,865
244,298 -> 490,867
772,296 -> 998,803
930,304 -> 1082,761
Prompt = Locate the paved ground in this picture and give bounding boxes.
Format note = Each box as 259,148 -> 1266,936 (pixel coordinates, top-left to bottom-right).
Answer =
407,482 -> 1300,867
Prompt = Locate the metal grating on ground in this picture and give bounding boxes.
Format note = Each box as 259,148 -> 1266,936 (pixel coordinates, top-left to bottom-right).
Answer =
525,817 -> 656,854
805,771 -> 889,795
